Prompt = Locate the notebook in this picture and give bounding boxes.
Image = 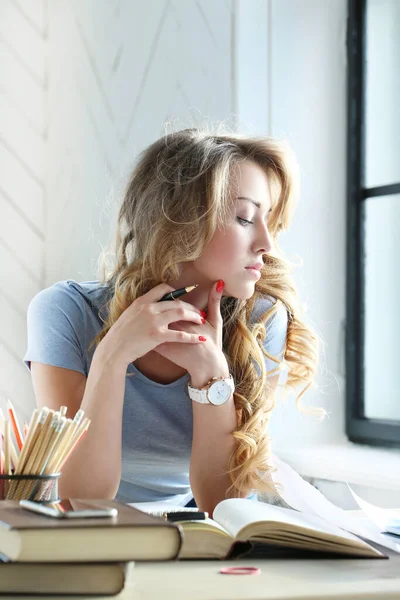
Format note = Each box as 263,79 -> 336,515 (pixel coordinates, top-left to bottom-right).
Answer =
0,499 -> 182,562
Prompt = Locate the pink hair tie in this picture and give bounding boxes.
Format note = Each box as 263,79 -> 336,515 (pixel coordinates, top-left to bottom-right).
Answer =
219,566 -> 261,576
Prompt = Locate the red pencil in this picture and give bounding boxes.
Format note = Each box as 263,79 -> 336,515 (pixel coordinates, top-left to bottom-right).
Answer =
7,400 -> 23,451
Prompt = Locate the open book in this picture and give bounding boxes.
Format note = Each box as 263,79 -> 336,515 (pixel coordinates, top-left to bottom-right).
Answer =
132,498 -> 386,560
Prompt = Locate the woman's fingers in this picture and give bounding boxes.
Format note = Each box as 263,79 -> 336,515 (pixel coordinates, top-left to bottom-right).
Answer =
156,299 -> 202,317
105,283 -> 207,365
163,330 -> 207,344
136,283 -> 176,304
205,280 -> 224,329
161,306 -> 204,327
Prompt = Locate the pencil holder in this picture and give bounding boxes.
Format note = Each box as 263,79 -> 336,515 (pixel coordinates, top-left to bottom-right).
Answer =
0,473 -> 61,502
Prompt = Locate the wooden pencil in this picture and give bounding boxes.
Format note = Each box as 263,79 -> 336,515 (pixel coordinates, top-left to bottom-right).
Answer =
53,417 -> 91,473
18,415 -> 65,501
44,418 -> 74,474
20,409 -> 53,475
12,410 -> 54,500
0,408 -> 21,468
23,410 -> 55,475
57,427 -> 89,472
0,409 -> 6,446
14,408 -> 41,474
39,416 -> 66,474
28,413 -> 60,475
4,422 -> 11,476
1,404 -> 90,500
68,416 -> 90,448
0,432 -> 3,476
46,410 -> 84,473
65,416 -> 90,452
9,436 -> 19,471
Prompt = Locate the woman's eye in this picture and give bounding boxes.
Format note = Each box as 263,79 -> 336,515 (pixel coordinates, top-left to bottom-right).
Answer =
237,217 -> 254,226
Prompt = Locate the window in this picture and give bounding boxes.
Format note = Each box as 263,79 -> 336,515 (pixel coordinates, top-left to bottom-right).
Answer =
346,0 -> 400,445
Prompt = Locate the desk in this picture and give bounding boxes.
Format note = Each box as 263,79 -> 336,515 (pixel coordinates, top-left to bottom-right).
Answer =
128,553 -> 400,600
2,511 -> 399,599
127,508 -> 400,600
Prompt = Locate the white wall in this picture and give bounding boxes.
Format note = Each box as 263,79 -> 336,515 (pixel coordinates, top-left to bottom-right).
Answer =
0,0 -> 46,422
0,0 -> 233,420
45,0 -> 233,285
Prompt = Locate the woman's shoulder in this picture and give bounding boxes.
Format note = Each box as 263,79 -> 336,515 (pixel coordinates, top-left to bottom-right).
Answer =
24,280 -> 112,374
251,296 -> 289,371
250,295 -> 288,327
28,279 -> 111,316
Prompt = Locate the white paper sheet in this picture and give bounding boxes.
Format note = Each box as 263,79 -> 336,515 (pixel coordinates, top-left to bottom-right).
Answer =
270,454 -> 400,553
347,485 -> 400,530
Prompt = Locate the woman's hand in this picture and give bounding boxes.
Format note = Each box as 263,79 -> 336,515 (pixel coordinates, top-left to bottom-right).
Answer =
98,283 -> 206,367
154,280 -> 229,385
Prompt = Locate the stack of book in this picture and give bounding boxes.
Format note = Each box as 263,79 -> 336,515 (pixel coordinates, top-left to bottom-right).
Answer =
0,499 -> 182,595
0,401 -> 182,594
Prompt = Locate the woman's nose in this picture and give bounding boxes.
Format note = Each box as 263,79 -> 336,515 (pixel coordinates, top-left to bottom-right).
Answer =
254,226 -> 273,254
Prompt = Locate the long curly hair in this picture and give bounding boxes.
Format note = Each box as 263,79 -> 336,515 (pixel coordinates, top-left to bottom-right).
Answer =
91,126 -> 325,498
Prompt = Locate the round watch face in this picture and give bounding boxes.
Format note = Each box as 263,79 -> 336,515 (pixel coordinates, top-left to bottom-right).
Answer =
207,380 -> 232,405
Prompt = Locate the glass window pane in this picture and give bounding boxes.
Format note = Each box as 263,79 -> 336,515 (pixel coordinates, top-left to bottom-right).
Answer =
364,194 -> 400,421
365,0 -> 400,188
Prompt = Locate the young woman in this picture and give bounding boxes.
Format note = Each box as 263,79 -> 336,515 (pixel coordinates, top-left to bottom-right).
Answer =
23,128 -> 319,516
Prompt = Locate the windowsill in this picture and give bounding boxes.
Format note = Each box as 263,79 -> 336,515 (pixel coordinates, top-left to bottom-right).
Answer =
273,439 -> 400,492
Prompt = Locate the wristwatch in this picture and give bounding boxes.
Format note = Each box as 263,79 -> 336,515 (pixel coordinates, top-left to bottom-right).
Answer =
187,375 -> 235,405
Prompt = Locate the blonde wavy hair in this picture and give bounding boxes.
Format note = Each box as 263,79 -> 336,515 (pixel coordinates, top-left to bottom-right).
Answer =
92,127 -> 324,499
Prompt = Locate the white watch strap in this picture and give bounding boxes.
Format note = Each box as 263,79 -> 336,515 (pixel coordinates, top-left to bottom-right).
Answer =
187,376 -> 234,404
188,386 -> 210,404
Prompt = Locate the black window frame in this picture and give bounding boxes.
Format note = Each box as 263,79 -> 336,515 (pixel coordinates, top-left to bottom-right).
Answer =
346,0 -> 400,446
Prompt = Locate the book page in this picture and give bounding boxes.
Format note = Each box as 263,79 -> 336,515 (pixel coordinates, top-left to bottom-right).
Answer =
213,498 -> 373,545
269,455 -> 400,553
130,501 -> 231,535
129,501 -> 200,517
182,517 -> 231,535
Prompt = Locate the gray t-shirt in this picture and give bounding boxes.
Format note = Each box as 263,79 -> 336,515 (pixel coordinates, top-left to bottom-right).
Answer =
23,280 -> 288,504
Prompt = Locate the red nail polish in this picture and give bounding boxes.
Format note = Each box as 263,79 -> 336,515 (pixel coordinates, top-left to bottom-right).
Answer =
216,280 -> 224,293
200,310 -> 207,318
201,317 -> 205,324
199,336 -> 207,341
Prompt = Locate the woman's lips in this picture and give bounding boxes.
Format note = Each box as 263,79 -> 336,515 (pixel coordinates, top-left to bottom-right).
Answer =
244,267 -> 261,279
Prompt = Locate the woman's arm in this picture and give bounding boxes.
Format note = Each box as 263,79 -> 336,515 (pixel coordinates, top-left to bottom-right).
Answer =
152,281 -> 246,516
31,341 -> 127,499
189,365 -> 241,517
190,371 -> 282,517
28,282 -> 204,498
189,298 -> 288,516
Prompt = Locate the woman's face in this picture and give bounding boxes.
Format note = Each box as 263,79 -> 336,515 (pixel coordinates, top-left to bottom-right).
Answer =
186,159 -> 274,301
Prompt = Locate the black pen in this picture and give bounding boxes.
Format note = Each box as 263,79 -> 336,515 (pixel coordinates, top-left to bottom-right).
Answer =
163,510 -> 208,522
158,284 -> 198,302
